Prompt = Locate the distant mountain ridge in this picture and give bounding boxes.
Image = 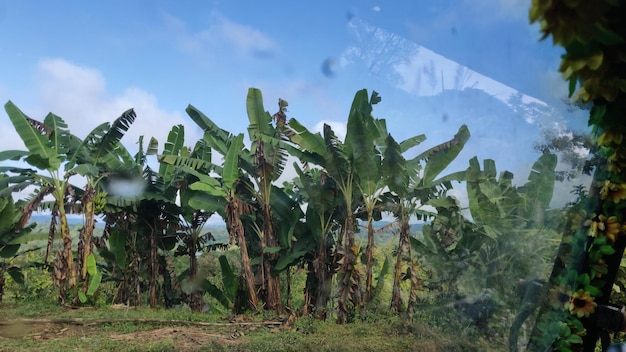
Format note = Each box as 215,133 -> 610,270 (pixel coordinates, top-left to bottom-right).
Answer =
29,213 -> 87,225
27,215 -> 423,239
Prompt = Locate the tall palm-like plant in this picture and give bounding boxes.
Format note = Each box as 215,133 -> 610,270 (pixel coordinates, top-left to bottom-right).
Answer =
385,125 -> 470,312
285,89 -> 384,322
0,102 -> 137,303
138,124 -> 192,308
98,135 -> 161,306
1,102 -> 138,304
0,181 -> 39,302
187,89 -> 295,313
291,164 -> 341,318
66,108 -> 137,299
465,153 -> 557,295
171,135 -> 219,312
182,105 -> 260,311
245,88 -> 289,312
345,90 -> 385,304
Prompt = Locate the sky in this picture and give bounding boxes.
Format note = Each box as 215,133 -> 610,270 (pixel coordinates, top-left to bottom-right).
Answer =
0,0 -> 592,209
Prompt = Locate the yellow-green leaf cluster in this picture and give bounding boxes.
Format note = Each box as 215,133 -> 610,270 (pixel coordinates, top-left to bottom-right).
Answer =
531,0 -> 626,103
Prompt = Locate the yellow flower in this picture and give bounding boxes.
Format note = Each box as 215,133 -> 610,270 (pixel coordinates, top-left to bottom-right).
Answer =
599,180 -> 626,203
604,216 -> 622,242
598,131 -> 623,147
588,214 -> 623,241
569,290 -> 597,318
608,150 -> 626,174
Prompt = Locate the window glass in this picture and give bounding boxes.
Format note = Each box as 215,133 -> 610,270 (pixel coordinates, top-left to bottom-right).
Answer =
0,2 -> 606,351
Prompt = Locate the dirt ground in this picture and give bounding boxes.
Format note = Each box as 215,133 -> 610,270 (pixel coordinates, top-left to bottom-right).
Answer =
0,318 -> 279,351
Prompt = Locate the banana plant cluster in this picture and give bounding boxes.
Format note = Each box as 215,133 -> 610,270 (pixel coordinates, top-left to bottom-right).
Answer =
0,87 -> 474,322
530,1 -> 626,351
466,153 -> 557,296
411,150 -> 559,338
0,102 -> 136,304
0,184 -> 38,302
281,89 -> 470,320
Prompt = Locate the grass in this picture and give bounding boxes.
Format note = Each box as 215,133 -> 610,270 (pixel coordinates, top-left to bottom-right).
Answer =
0,299 -> 504,352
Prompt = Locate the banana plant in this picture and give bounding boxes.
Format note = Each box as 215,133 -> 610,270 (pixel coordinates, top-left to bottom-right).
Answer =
187,136 -> 260,311
345,90 -> 386,304
160,124 -> 227,312
66,108 -> 137,302
0,188 -> 38,302
411,196 -> 483,298
1,101 -> 138,304
282,90 -> 371,322
465,152 -> 557,295
284,89 -> 442,321
181,89 -> 297,313
385,124 -> 470,313
1,101 -> 90,304
245,88 -> 289,312
291,164 -> 341,318
201,254 -> 239,311
465,153 -> 558,350
285,114 -> 360,322
94,132 -> 190,308
177,110 -> 260,312
132,124 -> 194,308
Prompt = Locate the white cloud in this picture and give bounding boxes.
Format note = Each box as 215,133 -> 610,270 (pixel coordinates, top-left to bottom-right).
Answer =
1,58 -> 200,161
165,12 -> 278,60
372,6 -> 381,12
37,58 -> 108,124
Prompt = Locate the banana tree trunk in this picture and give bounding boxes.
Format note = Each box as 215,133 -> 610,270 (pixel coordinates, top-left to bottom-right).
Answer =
227,198 -> 259,311
316,238 -> 333,319
286,267 -> 292,309
407,235 -> 420,314
162,255 -> 183,307
304,231 -> 333,319
53,205 -> 75,305
0,264 -> 5,303
391,216 -> 410,312
45,206 -> 58,266
77,184 -> 95,294
188,235 -> 203,312
337,209 -> 361,323
132,234 -> 141,306
149,227 -> 157,308
237,227 -> 258,311
303,239 -> 332,320
364,215 -> 375,302
262,204 -> 282,313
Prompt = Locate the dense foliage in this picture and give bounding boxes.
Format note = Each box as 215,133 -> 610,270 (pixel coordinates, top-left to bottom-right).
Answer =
529,1 -> 626,351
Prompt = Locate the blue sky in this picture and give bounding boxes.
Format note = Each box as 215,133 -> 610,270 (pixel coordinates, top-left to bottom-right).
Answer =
0,0 -> 590,206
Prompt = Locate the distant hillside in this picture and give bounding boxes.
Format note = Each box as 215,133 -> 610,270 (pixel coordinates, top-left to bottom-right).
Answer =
29,213 -> 94,226
23,216 -> 424,248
